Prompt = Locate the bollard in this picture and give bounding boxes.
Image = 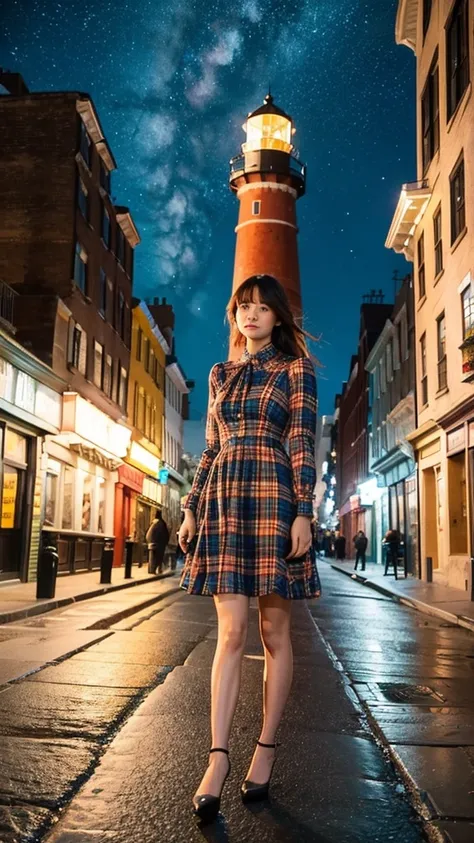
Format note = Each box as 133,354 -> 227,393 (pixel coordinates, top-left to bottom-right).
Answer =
124,538 -> 134,579
100,537 -> 114,584
37,534 -> 59,599
426,556 -> 433,583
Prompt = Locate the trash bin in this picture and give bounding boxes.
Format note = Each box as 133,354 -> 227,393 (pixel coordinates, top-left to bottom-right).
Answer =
124,538 -> 134,579
100,537 -> 114,584
36,534 -> 59,599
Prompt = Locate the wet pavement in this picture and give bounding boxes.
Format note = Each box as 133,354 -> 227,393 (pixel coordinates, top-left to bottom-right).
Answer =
0,566 -> 473,842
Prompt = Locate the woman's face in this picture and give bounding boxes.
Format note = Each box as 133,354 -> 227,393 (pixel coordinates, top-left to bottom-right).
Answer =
235,290 -> 281,342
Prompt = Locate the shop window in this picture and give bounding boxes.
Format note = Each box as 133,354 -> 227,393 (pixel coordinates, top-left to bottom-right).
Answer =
417,232 -> 425,298
93,340 -> 104,389
44,470 -> 58,527
450,155 -> 465,244
446,0 -> 469,121
62,465 -> 74,529
1,466 -> 20,529
433,205 -> 443,278
4,429 -> 27,464
421,57 -> 439,172
73,242 -> 88,294
97,477 -> 106,533
448,452 -> 467,554
78,177 -> 89,220
82,472 -> 93,532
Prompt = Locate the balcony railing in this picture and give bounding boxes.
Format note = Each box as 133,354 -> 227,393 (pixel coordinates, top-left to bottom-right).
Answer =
229,153 -> 306,183
0,280 -> 17,333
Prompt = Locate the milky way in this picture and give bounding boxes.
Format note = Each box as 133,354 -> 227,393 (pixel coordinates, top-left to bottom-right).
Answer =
1,0 -> 415,433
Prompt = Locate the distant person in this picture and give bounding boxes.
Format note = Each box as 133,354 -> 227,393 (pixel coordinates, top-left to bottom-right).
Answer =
146,510 -> 170,574
334,532 -> 346,560
353,531 -> 368,571
383,528 -> 400,573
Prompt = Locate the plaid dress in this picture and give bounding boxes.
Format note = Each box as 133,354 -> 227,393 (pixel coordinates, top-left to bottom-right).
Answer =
180,342 -> 321,599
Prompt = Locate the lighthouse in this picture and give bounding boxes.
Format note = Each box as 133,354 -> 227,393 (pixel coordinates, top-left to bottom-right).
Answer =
229,93 -> 306,347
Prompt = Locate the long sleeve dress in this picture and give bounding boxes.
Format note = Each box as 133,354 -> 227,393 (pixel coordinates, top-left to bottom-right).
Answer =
180,341 -> 321,600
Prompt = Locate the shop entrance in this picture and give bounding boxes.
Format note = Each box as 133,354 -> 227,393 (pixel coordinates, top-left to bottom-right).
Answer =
0,427 -> 32,581
423,466 -> 440,570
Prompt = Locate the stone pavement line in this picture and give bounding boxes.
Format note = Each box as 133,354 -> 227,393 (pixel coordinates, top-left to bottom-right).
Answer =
0,568 -> 176,626
312,565 -> 474,843
43,595 -> 424,843
327,558 -> 474,633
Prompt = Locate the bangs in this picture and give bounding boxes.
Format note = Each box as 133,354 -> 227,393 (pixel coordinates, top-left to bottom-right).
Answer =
235,277 -> 271,307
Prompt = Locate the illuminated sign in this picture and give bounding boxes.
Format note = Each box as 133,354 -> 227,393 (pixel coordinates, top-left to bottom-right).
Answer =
62,393 -> 131,459
128,441 -> 160,477
159,467 -> 169,485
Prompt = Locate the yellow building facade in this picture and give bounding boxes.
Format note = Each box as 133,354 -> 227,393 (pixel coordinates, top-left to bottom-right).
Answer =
113,301 -> 168,566
387,0 -> 474,591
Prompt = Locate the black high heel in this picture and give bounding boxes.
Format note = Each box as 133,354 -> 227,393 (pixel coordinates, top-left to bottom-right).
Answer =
241,740 -> 279,802
192,748 -> 231,823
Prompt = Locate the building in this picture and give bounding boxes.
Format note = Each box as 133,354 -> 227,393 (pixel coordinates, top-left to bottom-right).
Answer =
148,298 -> 193,548
365,275 -> 418,571
386,0 -> 474,590
0,283 -> 64,582
113,300 -> 168,567
314,414 -> 335,526
337,292 -> 392,557
0,72 -> 139,575
228,93 -> 306,343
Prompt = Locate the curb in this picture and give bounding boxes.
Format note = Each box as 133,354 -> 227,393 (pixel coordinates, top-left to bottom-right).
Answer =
328,561 -> 474,634
0,569 -> 178,626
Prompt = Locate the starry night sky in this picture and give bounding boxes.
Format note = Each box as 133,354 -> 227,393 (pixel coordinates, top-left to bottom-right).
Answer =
1,0 -> 416,449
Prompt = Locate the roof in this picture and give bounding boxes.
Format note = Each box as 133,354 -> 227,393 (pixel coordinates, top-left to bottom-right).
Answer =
395,0 -> 418,51
247,93 -> 292,122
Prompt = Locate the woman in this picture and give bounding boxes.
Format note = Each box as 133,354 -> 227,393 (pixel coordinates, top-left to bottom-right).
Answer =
178,275 -> 320,823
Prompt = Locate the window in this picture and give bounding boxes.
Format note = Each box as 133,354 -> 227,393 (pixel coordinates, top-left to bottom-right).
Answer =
379,358 -> 386,393
446,0 -> 469,120
420,333 -> 428,406
136,327 -> 143,361
118,366 -> 128,411
423,0 -> 432,38
78,178 -> 89,220
151,404 -> 156,444
68,321 -> 87,375
80,122 -> 91,167
436,312 -> 447,391
82,472 -> 93,531
100,160 -> 111,193
102,203 -> 111,248
104,354 -> 113,398
386,340 -> 393,383
252,200 -> 261,215
450,156 -> 466,244
99,269 -> 107,317
462,285 -> 474,339
433,205 -> 443,277
62,465 -> 74,529
97,477 -> 106,533
417,233 -> 426,299
421,60 -> 439,172
117,226 -> 125,266
145,396 -> 151,439
149,349 -> 155,380
93,340 -> 104,389
143,337 -> 150,373
73,242 -> 88,294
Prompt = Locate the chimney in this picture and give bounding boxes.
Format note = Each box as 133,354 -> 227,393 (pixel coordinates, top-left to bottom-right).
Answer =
0,69 -> 30,96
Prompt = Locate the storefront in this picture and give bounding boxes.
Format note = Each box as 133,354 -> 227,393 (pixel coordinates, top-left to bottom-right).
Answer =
43,392 -> 131,574
0,354 -> 62,582
115,439 -> 163,567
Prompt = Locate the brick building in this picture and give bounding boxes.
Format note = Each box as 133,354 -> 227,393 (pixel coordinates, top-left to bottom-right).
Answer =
0,71 -> 140,575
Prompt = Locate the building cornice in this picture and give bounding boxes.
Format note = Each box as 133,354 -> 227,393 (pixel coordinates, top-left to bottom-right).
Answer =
395,0 -> 418,51
437,394 -> 474,431
137,301 -> 170,355
76,97 -> 117,171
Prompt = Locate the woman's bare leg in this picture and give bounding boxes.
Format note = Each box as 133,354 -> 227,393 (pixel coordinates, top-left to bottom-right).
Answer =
244,594 -> 293,783
194,593 -> 249,798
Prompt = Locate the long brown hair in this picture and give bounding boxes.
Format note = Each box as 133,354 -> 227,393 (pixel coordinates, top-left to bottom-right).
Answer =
226,275 -> 319,361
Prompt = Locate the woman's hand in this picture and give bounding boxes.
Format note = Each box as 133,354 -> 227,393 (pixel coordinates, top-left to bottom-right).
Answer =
178,510 -> 196,553
286,515 -> 312,560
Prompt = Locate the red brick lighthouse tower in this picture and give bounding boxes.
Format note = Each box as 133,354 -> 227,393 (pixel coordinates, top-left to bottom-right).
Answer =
229,93 -> 306,355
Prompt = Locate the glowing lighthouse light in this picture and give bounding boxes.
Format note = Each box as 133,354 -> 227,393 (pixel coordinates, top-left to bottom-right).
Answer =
242,95 -> 296,154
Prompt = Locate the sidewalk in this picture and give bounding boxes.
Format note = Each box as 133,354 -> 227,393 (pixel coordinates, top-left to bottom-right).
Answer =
326,556 -> 474,632
0,565 -> 177,625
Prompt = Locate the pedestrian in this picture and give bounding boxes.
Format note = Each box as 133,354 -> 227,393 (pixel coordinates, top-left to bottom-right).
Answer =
145,510 -> 170,574
334,532 -> 346,560
383,527 -> 400,574
353,530 -> 368,571
178,274 -> 320,823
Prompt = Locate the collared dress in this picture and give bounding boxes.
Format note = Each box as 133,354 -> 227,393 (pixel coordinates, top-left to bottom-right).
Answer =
180,342 -> 321,600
